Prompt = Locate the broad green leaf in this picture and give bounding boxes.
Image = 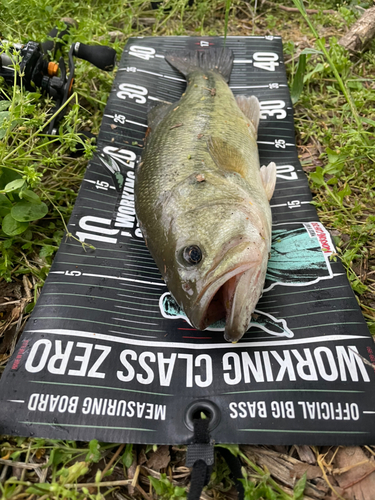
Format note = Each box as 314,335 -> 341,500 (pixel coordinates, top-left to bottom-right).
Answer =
174,486 -> 186,497
0,111 -> 10,123
122,443 -> 134,468
325,147 -> 340,164
309,166 -> 325,186
26,484 -> 52,494
2,213 -> 28,236
149,475 -> 165,495
337,184 -> 352,203
0,168 -> 21,190
326,177 -> 338,185
290,53 -> 306,104
0,194 -> 12,216
0,101 -> 11,111
39,245 -> 57,260
2,179 -> 25,193
86,439 -> 101,463
19,189 -> 41,203
11,201 -> 48,222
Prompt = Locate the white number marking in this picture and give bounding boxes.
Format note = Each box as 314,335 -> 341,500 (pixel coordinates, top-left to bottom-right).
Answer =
95,180 -> 109,191
253,52 -> 279,71
129,45 -> 156,60
65,270 -> 82,276
117,83 -> 148,104
259,100 -> 286,120
275,139 -> 286,149
276,165 -> 298,180
114,114 -> 126,124
287,200 -> 301,209
103,146 -> 137,169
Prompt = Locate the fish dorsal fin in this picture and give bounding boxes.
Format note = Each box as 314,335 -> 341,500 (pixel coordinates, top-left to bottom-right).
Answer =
260,162 -> 277,200
235,95 -> 260,134
207,136 -> 248,179
148,102 -> 174,130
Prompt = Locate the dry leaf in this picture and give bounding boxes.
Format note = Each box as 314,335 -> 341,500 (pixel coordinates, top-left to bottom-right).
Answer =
332,446 -> 375,500
146,445 -> 170,471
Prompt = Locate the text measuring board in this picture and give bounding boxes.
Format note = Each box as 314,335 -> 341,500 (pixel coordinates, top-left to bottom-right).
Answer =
0,37 -> 374,446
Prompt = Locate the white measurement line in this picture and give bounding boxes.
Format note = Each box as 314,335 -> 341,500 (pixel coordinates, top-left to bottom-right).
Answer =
155,54 -> 165,58
270,201 -> 311,208
223,35 -> 281,39
118,293 -> 159,301
109,330 -> 157,339
119,67 -> 186,82
104,114 -> 147,128
115,304 -> 157,314
82,272 -> 166,287
126,119 -> 147,128
84,179 -> 116,190
50,271 -> 65,275
363,411 -> 375,414
113,317 -> 158,326
8,400 -> 25,403
230,84 -> 287,89
28,329 -> 369,350
233,59 -> 253,64
148,95 -> 172,103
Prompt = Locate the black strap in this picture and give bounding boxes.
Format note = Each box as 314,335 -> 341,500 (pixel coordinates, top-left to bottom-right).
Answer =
186,418 -> 245,500
217,447 -> 245,500
186,418 -> 214,500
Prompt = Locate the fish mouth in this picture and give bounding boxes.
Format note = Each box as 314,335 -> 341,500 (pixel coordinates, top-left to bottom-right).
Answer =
190,253 -> 267,343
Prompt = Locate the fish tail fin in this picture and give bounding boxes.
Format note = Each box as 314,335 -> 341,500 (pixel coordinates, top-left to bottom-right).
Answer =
165,48 -> 234,82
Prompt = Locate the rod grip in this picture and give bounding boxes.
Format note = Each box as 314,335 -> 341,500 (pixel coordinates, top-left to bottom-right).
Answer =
74,42 -> 116,71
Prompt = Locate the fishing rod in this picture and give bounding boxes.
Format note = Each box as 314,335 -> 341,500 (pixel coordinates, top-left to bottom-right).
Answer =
0,19 -> 117,134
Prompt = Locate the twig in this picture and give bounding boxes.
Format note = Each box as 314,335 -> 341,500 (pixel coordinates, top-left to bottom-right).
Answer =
342,465 -> 375,490
0,459 -> 47,470
317,453 -> 346,500
135,482 -> 153,500
0,300 -> 22,307
7,478 -> 132,488
101,444 -> 125,480
20,443 -> 32,482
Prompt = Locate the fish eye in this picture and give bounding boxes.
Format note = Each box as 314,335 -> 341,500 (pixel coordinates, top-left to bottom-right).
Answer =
182,245 -> 202,265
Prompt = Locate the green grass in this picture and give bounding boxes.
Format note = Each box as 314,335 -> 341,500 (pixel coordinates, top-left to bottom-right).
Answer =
1,0 -> 375,498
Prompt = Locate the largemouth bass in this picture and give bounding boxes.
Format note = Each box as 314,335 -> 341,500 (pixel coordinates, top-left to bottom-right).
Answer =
135,48 -> 276,342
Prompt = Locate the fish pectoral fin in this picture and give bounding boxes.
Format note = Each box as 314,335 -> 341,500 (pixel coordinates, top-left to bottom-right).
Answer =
207,136 -> 248,179
235,95 -> 260,134
260,162 -> 277,200
148,102 -> 175,130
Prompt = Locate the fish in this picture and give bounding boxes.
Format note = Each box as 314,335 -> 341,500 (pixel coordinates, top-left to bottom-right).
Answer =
135,48 -> 276,342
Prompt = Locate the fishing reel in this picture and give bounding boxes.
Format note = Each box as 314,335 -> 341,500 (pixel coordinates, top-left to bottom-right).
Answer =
0,20 -> 117,134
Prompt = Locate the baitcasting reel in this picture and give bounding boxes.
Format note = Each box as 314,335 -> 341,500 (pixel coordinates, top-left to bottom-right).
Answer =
0,20 -> 117,134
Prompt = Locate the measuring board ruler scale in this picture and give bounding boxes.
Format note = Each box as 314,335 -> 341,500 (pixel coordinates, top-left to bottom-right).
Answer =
0,36 -> 374,446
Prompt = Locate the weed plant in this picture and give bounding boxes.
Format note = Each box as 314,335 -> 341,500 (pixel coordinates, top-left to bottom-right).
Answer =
0,0 -> 375,499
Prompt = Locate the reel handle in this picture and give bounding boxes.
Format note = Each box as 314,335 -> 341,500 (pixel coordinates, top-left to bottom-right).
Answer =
73,42 -> 116,71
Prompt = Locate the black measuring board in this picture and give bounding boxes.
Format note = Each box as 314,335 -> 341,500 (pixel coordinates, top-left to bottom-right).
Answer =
0,36 -> 374,446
